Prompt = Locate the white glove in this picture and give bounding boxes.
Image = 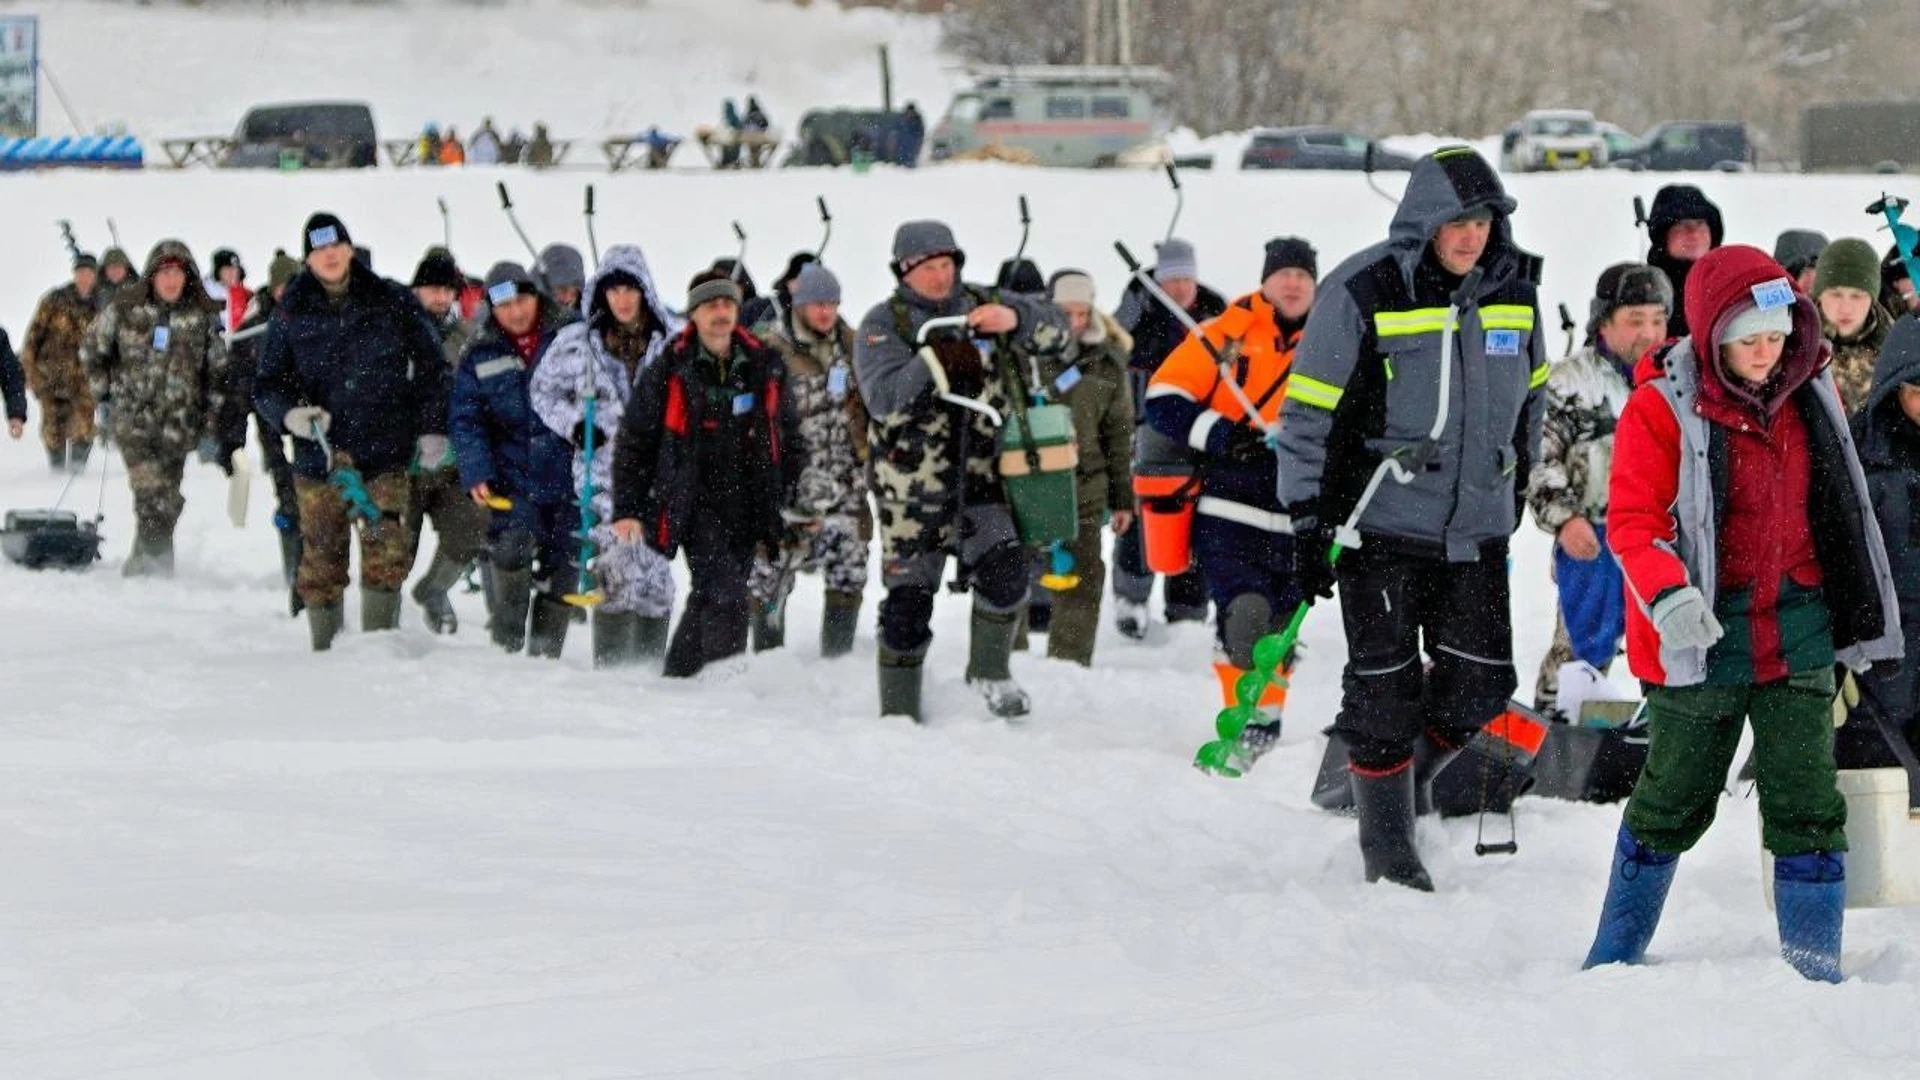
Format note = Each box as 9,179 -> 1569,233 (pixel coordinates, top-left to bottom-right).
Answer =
285,406 -> 331,439
416,434 -> 450,467
1650,586 -> 1724,650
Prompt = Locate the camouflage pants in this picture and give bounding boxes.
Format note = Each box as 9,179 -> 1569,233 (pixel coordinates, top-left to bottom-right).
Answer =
406,464 -> 489,569
592,522 -> 676,617
1533,608 -> 1578,712
749,511 -> 869,605
294,469 -> 413,608
34,371 -> 95,452
123,450 -> 186,540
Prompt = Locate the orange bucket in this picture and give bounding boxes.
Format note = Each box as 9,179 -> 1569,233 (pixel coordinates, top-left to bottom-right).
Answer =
1134,468 -> 1196,575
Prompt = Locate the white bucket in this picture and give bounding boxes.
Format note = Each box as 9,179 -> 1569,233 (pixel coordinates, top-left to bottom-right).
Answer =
1762,767 -> 1920,909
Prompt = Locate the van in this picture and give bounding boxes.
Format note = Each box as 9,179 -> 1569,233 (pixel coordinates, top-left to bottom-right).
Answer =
223,101 -> 378,169
929,66 -> 1171,168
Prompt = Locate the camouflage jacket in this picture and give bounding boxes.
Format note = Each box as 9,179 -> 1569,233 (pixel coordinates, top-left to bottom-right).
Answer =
20,282 -> 98,400
853,282 -> 1069,518
1526,341 -> 1634,532
1827,304 -> 1892,417
80,240 -> 229,457
1036,309 -> 1135,516
769,315 -> 871,527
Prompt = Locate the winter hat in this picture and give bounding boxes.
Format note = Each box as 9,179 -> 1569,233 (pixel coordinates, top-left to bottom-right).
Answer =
1685,245 -> 1819,357
1812,237 -> 1883,299
410,248 -> 465,290
1154,238 -> 1198,282
777,251 -> 818,290
211,248 -> 243,281
1588,262 -> 1674,338
1049,269 -> 1097,308
302,212 -> 352,256
789,262 -> 841,307
687,269 -> 744,312
1886,243 -> 1913,285
891,220 -> 964,277
483,261 -> 538,305
1261,237 -> 1317,281
708,257 -> 760,298
72,252 -> 98,272
1646,184 -> 1725,256
1772,229 -> 1828,274
101,247 -> 133,273
267,249 -> 301,291
1718,302 -> 1794,346
536,243 -> 586,292
996,257 -> 1045,294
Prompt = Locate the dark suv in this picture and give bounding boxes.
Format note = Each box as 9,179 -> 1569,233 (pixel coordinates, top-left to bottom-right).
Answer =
1241,126 -> 1414,171
223,101 -> 378,169
1615,122 -> 1754,172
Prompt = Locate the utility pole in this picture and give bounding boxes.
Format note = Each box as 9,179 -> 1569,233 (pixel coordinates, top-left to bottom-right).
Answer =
1116,0 -> 1133,66
1083,0 -> 1100,65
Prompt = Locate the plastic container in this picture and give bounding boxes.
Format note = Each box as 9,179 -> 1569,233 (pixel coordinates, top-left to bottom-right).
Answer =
998,402 -> 1078,546
1133,466 -> 1197,574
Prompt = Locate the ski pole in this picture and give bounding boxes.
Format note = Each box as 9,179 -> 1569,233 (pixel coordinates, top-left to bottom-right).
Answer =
1163,162 -> 1182,243
728,221 -> 748,282
1114,241 -> 1272,436
437,197 -> 452,251
57,219 -> 80,261
1194,267 -> 1485,777
1632,195 -> 1649,237
1558,302 -> 1576,358
496,181 -> 539,261
1362,142 -> 1401,207
1011,194 -> 1031,268
584,184 -> 600,268
815,196 -> 832,260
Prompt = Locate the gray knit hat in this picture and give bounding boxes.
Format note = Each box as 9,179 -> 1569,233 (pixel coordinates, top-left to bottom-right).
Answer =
1773,229 -> 1829,274
483,261 -> 538,305
535,243 -> 586,292
1154,238 -> 1198,282
789,262 -> 841,307
891,220 -> 964,277
688,271 -> 744,312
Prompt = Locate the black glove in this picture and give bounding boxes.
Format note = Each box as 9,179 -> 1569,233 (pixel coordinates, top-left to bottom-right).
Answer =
1218,423 -> 1271,464
929,337 -> 988,399
571,420 -> 607,450
1291,515 -> 1337,602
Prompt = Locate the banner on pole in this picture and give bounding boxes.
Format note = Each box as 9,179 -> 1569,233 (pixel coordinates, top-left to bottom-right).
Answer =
0,16 -> 38,138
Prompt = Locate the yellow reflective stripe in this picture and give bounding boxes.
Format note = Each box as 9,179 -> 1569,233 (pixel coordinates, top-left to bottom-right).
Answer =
1373,308 -> 1450,337
1288,374 -> 1343,410
1481,304 -> 1536,332
1529,363 -> 1551,390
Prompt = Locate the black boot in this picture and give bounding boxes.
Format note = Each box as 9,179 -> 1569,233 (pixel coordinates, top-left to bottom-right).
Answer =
1411,731 -> 1465,818
410,554 -> 468,634
750,603 -> 786,653
361,587 -> 402,632
307,601 -> 344,652
1353,762 -> 1434,891
592,609 -> 645,669
67,439 -> 92,473
526,596 -> 572,659
636,614 -> 670,661
821,590 -> 861,658
489,565 -> 533,653
278,525 -> 305,617
878,645 -> 926,722
46,444 -> 67,472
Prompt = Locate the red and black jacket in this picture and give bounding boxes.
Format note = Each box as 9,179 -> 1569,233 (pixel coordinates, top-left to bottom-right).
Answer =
610,325 -> 801,557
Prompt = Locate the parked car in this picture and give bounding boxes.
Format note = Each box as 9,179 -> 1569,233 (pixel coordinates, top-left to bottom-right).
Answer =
1597,122 -> 1638,161
1239,126 -> 1414,171
1501,109 -> 1608,171
928,66 -> 1171,168
222,101 -> 377,169
1612,121 -> 1754,172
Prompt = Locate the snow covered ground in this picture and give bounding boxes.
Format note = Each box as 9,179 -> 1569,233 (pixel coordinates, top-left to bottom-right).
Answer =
3,1 -> 1920,1074
5,158 -> 1920,1079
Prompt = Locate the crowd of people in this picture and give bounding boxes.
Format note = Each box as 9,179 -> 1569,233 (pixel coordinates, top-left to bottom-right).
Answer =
8,144 -> 1920,982
414,119 -> 561,167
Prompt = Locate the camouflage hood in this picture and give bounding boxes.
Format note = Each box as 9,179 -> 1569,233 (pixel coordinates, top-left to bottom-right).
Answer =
127,239 -> 216,311
583,243 -> 683,338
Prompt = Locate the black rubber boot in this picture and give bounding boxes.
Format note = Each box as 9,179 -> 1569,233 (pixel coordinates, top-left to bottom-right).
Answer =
489,566 -> 533,653
592,609 -> 645,669
307,601 -> 344,652
1311,728 -> 1357,812
636,615 -> 670,661
821,590 -> 861,658
750,604 -> 786,653
878,645 -> 926,722
361,587 -> 402,632
1353,762 -> 1434,892
1411,731 -> 1465,818
526,596 -> 572,659
67,440 -> 91,472
410,554 -> 468,634
278,526 -> 305,617
47,444 -> 67,472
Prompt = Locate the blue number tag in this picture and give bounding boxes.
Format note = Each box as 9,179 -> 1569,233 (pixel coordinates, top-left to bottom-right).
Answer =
732,392 -> 755,417
1751,278 -> 1795,311
487,281 -> 519,305
827,366 -> 848,399
1053,365 -> 1083,393
307,225 -> 339,249
1485,328 -> 1521,356
151,325 -> 170,351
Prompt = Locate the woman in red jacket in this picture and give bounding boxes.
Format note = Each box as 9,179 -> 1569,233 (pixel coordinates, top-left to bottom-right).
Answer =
1581,244 -> 1901,983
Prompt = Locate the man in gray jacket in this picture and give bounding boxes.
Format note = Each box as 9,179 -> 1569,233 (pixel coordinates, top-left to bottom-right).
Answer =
853,220 -> 1069,722
1278,147 -> 1548,891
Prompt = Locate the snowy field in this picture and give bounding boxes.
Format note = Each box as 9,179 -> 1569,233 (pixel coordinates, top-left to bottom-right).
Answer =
2,1 -> 1920,1074
4,158 -> 1920,1079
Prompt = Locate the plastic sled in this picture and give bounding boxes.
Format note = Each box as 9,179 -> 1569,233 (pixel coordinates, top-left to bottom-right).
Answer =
1,509 -> 104,570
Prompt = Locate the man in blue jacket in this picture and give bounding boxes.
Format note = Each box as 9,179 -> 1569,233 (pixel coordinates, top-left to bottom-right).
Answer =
255,213 -> 449,651
451,262 -> 581,657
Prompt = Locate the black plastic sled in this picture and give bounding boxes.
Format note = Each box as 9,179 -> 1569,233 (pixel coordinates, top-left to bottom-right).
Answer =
1,509 -> 104,570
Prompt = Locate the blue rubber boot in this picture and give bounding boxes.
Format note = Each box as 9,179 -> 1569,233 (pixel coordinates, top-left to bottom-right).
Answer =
1582,822 -> 1680,969
1774,851 -> 1844,984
